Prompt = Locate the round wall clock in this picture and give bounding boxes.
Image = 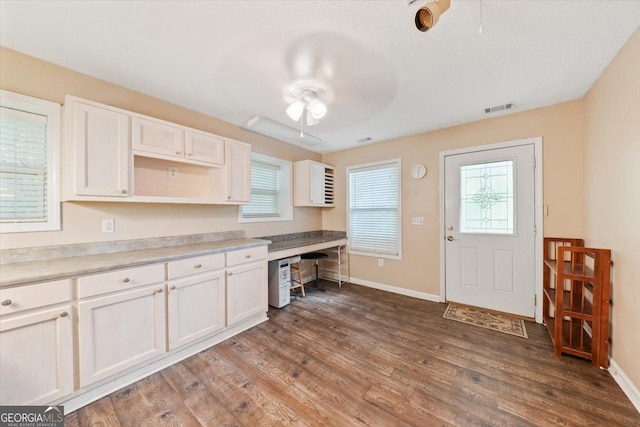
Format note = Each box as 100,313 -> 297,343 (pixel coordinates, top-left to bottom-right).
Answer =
410,164 -> 427,179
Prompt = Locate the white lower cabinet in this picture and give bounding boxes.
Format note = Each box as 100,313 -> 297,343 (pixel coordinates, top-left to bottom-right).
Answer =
0,305 -> 74,405
167,270 -> 225,350
226,261 -> 268,326
78,284 -> 166,387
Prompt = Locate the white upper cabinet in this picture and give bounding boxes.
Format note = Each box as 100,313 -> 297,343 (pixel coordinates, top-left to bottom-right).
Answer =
64,96 -> 251,204
132,116 -> 184,159
67,100 -> 130,198
185,130 -> 224,165
294,160 -> 335,207
132,118 -> 225,166
224,139 -> 251,203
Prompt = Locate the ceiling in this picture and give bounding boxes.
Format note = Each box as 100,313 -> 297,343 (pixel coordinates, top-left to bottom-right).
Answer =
1,1 -> 639,153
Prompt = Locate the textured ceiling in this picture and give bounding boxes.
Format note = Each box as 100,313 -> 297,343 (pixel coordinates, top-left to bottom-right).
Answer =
1,1 -> 639,153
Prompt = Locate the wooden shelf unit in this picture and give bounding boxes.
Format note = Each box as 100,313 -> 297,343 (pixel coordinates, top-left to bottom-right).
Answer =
542,238 -> 611,368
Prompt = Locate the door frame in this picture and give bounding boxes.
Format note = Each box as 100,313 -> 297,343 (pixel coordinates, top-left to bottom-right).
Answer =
439,137 -> 544,323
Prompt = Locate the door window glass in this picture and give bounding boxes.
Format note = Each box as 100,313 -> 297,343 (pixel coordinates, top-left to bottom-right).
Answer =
459,160 -> 515,234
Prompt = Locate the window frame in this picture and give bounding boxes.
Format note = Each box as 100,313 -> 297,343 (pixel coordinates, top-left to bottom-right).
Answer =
347,158 -> 402,260
238,152 -> 293,223
0,90 -> 61,233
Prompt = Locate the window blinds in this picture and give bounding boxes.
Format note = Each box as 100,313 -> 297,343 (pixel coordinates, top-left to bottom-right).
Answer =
0,106 -> 49,223
348,161 -> 400,256
242,160 -> 280,218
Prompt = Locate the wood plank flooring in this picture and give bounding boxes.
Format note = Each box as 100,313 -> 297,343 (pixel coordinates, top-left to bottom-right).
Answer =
65,281 -> 640,426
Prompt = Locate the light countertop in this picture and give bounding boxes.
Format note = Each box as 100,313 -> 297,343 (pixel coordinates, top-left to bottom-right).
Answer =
0,238 -> 269,288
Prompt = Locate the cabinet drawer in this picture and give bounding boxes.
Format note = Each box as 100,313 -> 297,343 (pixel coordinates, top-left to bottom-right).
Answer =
226,246 -> 267,267
78,264 -> 165,299
167,253 -> 225,280
0,280 -> 72,316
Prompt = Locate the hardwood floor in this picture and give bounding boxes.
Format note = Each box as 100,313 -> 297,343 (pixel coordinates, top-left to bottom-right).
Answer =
65,281 -> 639,426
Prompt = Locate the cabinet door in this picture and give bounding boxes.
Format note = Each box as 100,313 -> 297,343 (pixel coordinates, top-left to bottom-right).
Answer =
0,306 -> 73,405
78,285 -> 166,387
73,102 -> 129,197
309,161 -> 326,205
224,140 -> 251,203
167,271 -> 225,350
132,117 -> 184,159
226,261 -> 267,326
185,130 -> 224,165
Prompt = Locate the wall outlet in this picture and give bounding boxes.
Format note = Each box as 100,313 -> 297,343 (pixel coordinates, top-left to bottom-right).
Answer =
102,219 -> 115,233
411,217 -> 424,225
167,166 -> 178,179
378,258 -> 384,267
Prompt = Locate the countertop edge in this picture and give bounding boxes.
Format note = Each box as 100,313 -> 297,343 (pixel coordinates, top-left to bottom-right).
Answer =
0,238 -> 270,289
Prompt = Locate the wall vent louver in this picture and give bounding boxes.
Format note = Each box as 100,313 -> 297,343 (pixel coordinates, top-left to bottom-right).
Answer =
484,102 -> 515,114
355,137 -> 373,144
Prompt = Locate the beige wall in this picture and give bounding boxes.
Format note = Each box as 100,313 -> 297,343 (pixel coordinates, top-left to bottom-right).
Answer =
0,47 -> 322,249
583,30 -> 640,391
322,100 -> 584,296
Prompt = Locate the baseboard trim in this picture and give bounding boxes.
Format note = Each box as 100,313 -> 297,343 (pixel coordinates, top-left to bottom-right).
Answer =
56,313 -> 268,414
349,277 -> 441,303
609,359 -> 640,413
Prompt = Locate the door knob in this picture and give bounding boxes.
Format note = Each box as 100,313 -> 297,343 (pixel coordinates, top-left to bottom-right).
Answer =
447,236 -> 454,241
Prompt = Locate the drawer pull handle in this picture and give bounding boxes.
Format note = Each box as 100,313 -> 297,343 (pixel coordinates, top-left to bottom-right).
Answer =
155,288 -> 164,294
1,299 -> 12,306
245,254 -> 251,259
194,264 -> 202,269
170,285 -> 176,290
123,278 -> 130,283
60,311 -> 69,318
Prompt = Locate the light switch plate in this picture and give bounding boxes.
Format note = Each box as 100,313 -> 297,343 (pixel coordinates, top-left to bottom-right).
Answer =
102,219 -> 115,233
411,217 -> 424,225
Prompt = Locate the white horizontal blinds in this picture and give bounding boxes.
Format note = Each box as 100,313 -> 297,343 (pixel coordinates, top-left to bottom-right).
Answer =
349,161 -> 400,256
243,160 -> 280,218
0,106 -> 48,223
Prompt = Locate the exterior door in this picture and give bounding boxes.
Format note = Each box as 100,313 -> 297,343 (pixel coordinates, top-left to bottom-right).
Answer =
444,144 -> 536,317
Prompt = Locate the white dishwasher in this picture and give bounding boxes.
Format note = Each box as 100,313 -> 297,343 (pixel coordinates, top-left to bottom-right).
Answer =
268,258 -> 291,308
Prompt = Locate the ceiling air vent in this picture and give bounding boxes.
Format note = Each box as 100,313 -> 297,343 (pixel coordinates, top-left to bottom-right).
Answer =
355,137 -> 373,144
484,102 -> 515,114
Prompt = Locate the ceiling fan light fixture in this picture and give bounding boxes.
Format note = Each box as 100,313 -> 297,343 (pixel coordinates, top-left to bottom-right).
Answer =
306,110 -> 320,126
286,100 -> 305,121
308,98 -> 327,119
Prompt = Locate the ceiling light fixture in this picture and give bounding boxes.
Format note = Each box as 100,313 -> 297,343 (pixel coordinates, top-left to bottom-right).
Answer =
414,0 -> 451,32
283,79 -> 333,137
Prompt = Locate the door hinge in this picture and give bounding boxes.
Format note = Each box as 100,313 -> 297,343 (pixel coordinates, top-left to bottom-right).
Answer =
533,157 -> 537,169
534,295 -> 537,306
534,225 -> 537,236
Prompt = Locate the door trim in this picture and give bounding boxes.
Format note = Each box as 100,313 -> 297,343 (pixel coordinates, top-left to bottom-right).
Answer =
439,137 -> 543,323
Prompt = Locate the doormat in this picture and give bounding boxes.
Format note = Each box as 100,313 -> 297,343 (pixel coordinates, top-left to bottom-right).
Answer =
443,304 -> 528,338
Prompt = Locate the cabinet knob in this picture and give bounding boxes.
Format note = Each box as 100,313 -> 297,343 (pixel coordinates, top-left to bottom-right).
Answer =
155,288 -> 164,294
187,152 -> 192,157
245,254 -> 251,259
1,299 -> 12,306
59,311 -> 69,318
194,264 -> 202,269
228,272 -> 234,276
176,151 -> 181,155
170,285 -> 176,290
123,278 -> 130,283
121,189 -> 127,194
226,195 -> 231,200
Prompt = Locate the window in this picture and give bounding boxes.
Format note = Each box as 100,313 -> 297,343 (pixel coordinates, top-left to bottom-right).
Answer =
0,90 -> 60,233
459,160 -> 515,235
239,153 -> 292,223
347,159 -> 402,259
